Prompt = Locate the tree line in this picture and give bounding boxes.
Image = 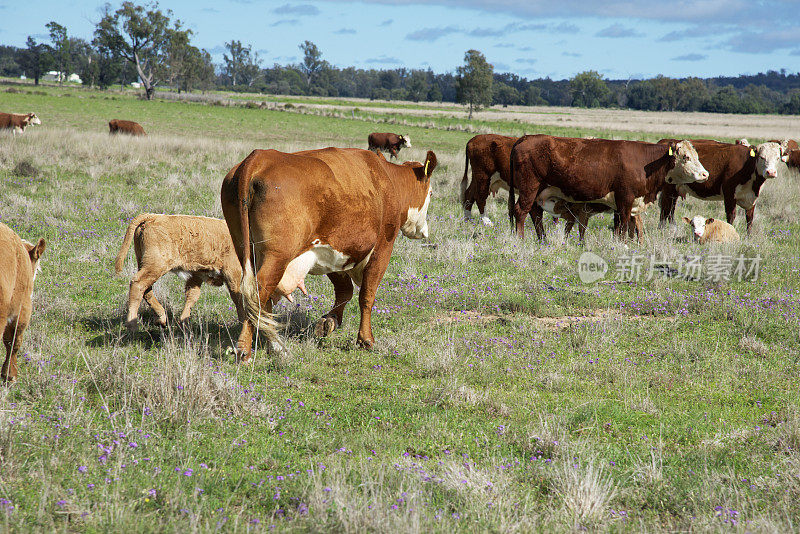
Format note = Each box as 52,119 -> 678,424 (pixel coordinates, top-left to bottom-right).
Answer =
1,1 -> 798,115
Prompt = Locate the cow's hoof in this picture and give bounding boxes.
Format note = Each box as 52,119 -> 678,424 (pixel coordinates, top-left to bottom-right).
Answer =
313,317 -> 338,338
124,320 -> 139,332
480,216 -> 493,227
232,346 -> 251,363
357,337 -> 374,349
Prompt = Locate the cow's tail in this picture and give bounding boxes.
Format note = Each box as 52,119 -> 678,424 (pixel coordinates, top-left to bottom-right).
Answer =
114,213 -> 151,273
508,148 -> 517,231
237,163 -> 280,341
460,148 -> 470,210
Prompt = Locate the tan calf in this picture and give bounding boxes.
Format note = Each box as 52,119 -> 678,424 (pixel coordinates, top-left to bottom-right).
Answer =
114,214 -> 246,329
683,215 -> 740,244
0,223 -> 45,383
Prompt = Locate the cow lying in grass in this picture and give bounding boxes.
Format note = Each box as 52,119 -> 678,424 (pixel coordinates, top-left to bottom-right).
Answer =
0,223 -> 45,383
114,214 -> 247,330
684,216 -> 740,244
0,112 -> 41,134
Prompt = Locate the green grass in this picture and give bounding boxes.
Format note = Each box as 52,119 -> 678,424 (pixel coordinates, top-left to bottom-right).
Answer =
0,84 -> 799,532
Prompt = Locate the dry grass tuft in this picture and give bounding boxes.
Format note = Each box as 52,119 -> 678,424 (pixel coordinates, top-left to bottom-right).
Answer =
553,459 -> 617,525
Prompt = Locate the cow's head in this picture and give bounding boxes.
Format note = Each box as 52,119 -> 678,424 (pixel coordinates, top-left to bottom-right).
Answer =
400,135 -> 412,148
22,238 -> 46,280
401,150 -> 436,239
25,113 -> 41,126
753,142 -> 781,179
736,138 -> 750,147
666,141 -> 709,185
683,216 -> 710,241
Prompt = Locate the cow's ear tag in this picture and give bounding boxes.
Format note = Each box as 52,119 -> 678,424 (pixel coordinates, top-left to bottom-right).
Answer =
750,148 -> 755,157
668,147 -> 673,156
424,160 -> 429,176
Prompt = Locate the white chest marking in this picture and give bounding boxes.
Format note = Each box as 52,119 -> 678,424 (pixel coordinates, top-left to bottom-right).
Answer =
734,176 -> 757,209
401,187 -> 432,239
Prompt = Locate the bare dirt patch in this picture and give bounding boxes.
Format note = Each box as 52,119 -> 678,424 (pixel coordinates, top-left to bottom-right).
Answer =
435,309 -> 676,330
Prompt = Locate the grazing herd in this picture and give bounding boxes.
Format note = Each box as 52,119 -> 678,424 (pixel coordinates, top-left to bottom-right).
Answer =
1,105 -> 799,383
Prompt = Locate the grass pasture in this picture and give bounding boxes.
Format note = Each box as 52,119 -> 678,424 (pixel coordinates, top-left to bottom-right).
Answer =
1,86 -> 800,532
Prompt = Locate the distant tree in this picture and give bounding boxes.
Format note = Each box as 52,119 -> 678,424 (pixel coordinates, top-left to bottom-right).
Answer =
427,83 -> 443,102
493,81 -> 519,107
222,40 -> 260,87
46,21 -> 71,83
524,85 -> 547,106
569,70 -> 609,108
94,2 -> 187,100
785,91 -> 800,115
407,70 -> 429,102
17,37 -> 51,85
456,49 -> 493,119
299,40 -> 326,86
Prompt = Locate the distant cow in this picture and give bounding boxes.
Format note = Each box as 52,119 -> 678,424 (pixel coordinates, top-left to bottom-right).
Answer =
114,214 -> 246,330
0,112 -> 41,134
109,119 -> 146,136
784,149 -> 800,169
368,132 -> 411,159
0,223 -> 45,383
683,216 -> 740,244
509,135 -> 708,240
460,134 -> 517,225
221,147 -> 436,360
659,139 -> 782,232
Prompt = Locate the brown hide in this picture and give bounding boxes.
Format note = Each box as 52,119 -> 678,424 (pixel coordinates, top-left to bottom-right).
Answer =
367,132 -> 408,159
0,112 -> 40,132
109,119 -> 146,136
508,135 -> 691,240
115,214 -> 244,330
658,139 -> 760,231
460,134 -> 518,218
220,147 -> 436,360
0,223 -> 45,382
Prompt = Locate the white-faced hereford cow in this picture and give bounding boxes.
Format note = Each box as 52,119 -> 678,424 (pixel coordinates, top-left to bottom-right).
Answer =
0,223 -> 45,383
508,135 -> 708,240
114,214 -> 246,330
367,132 -> 411,159
460,134 -> 518,224
109,119 -> 146,136
0,112 -> 41,134
658,139 -> 783,232
221,147 -> 436,360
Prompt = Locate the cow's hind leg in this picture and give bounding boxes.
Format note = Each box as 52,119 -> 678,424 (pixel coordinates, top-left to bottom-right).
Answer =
142,286 -> 167,326
314,272 -> 354,337
1,321 -> 22,383
237,254 -> 290,361
179,274 -> 204,324
125,266 -> 166,330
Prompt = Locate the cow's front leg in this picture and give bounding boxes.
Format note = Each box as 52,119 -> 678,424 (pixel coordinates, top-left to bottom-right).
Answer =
314,272 -> 353,337
745,206 -> 755,234
723,192 -> 737,225
389,147 -> 398,159
355,248 -> 392,349
615,198 -> 634,239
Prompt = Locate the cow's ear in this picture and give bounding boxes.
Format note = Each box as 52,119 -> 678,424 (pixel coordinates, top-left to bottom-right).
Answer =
782,154 -> 790,163
422,150 -> 437,178
706,218 -> 714,224
682,216 -> 691,224
28,238 -> 45,261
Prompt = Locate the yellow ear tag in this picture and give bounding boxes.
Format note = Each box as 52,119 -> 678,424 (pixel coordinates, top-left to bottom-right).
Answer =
668,147 -> 673,156
424,160 -> 429,175
750,148 -> 755,157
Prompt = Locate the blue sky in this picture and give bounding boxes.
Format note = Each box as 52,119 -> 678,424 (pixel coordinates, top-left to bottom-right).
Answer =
2,0 -> 798,80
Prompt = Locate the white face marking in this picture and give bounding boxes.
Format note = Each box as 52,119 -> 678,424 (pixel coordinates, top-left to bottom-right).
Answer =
666,141 -> 709,185
734,177 -> 757,209
401,186 -> 432,239
755,142 -> 781,179
29,114 -> 41,125
688,216 -> 706,239
402,135 -> 411,148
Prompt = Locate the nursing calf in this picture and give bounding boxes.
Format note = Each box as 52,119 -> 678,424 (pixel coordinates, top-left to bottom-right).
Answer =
221,147 -> 436,360
460,134 -> 518,224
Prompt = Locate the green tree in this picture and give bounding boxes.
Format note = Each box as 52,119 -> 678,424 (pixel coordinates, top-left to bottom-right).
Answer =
569,70 -> 610,108
16,37 -> 51,85
223,40 -> 260,87
299,40 -> 326,86
46,21 -> 70,84
456,49 -> 493,119
407,70 -> 429,102
493,81 -> 519,107
94,1 -> 186,100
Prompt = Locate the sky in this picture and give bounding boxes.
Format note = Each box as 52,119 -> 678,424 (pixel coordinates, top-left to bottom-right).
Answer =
1,0 -> 799,80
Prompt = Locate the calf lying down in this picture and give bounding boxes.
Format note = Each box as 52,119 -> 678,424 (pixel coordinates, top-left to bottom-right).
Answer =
114,213 -> 291,330
683,216 -> 740,244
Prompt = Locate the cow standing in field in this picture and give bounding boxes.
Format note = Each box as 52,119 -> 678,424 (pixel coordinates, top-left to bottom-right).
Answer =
368,132 -> 411,159
0,112 -> 41,134
0,223 -> 45,383
109,119 -> 146,136
460,134 -> 518,225
114,214 -> 247,330
221,147 -> 436,360
658,139 -> 783,232
508,135 -> 708,240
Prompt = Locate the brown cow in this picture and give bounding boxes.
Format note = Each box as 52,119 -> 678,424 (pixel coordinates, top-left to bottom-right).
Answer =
368,132 -> 411,159
784,149 -> 800,169
114,214 -> 246,330
460,134 -> 517,225
0,112 -> 41,134
509,135 -> 708,240
220,147 -> 436,360
0,223 -> 45,383
109,119 -> 146,136
659,140 -> 783,232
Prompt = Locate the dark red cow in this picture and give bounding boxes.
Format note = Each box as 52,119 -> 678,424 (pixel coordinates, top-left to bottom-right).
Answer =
109,119 -> 146,136
460,134 -> 518,224
368,132 -> 411,159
